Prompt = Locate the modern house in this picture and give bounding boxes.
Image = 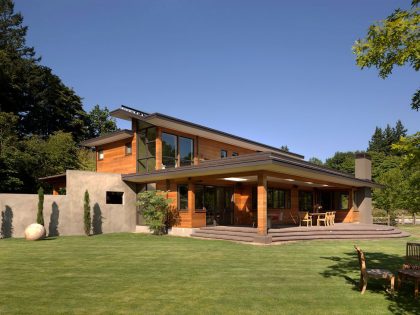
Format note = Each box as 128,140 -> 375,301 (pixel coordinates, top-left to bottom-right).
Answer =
64,105 -> 381,242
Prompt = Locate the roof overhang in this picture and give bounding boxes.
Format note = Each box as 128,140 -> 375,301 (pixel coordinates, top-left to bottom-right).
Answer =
110,106 -> 304,160
80,129 -> 134,147
122,152 -> 383,189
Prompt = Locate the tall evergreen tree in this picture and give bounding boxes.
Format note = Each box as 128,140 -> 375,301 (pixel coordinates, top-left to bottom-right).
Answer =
393,120 -> 407,143
368,127 -> 385,153
0,0 -> 87,141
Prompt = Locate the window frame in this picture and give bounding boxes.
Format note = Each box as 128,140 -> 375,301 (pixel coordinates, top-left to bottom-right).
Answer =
267,188 -> 291,209
298,190 -> 313,212
106,191 -> 124,205
220,150 -> 228,158
98,149 -> 104,161
137,127 -> 156,173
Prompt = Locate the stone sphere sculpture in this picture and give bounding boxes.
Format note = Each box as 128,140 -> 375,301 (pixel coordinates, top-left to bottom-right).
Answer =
24,223 -> 46,241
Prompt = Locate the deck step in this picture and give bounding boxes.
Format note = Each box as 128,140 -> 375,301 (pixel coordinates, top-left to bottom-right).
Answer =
191,232 -> 255,242
190,224 -> 409,243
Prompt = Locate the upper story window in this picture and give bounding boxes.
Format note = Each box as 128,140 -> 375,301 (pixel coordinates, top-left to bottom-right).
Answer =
162,133 -> 177,168
179,137 -> 193,166
221,150 -> 228,158
98,149 -> 104,160
232,152 -> 238,157
162,132 -> 194,168
138,127 -> 156,173
125,142 -> 132,155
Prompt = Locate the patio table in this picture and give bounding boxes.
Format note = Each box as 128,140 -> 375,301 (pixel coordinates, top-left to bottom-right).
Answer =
397,269 -> 420,298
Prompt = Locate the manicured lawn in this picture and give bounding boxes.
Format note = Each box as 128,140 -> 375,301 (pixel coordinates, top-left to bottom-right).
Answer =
1,227 -> 419,314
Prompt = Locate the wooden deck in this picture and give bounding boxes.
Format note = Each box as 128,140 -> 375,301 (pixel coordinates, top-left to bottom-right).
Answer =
191,223 -> 410,243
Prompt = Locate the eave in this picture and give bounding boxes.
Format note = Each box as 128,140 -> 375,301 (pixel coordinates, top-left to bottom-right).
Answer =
80,130 -> 134,147
122,152 -> 383,189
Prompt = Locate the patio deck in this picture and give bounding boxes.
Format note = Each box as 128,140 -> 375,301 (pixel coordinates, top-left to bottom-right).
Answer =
191,223 -> 410,243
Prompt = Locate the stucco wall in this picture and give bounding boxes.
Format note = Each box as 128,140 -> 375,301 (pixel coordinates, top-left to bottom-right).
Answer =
0,170 -> 137,238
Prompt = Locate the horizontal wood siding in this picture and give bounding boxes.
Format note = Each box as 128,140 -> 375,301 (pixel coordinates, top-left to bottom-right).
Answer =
198,137 -> 254,160
96,136 -> 137,174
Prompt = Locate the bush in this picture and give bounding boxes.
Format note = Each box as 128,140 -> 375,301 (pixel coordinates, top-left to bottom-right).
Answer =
84,190 -> 91,236
137,190 -> 176,235
37,187 -> 44,226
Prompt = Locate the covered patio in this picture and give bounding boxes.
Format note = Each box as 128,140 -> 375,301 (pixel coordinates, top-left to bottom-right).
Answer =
124,152 -> 381,243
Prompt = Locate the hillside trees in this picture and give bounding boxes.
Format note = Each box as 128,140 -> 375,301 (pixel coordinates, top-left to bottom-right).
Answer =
0,1 -> 115,192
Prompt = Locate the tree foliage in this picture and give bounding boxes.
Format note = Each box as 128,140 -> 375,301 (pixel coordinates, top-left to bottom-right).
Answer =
0,1 -> 117,193
353,0 -> 420,110
325,151 -> 358,174
308,157 -> 323,166
137,191 -> 176,235
367,120 -> 407,154
86,105 -> 118,139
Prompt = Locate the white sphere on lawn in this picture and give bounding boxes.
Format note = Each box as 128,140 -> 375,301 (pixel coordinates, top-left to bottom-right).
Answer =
24,223 -> 46,241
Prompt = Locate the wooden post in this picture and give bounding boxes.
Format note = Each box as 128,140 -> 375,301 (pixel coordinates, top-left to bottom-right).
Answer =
413,213 -> 416,225
188,181 -> 195,225
193,136 -> 199,166
155,127 -> 162,170
257,172 -> 268,235
387,214 -> 390,226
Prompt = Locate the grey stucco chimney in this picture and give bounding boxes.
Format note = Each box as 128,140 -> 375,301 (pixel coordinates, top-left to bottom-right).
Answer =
354,153 -> 373,224
355,153 -> 371,180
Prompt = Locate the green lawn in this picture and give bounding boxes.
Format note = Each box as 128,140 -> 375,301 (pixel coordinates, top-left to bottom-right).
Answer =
0,227 -> 419,314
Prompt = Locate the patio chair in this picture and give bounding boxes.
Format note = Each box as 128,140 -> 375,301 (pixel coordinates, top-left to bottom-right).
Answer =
328,211 -> 336,226
354,245 -> 395,294
299,211 -> 312,227
317,212 -> 328,226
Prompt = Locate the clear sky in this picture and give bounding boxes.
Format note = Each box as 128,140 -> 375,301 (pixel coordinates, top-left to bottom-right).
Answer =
15,0 -> 419,161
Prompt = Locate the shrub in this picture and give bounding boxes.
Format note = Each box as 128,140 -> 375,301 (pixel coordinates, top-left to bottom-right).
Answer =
83,190 -> 91,236
37,187 -> 44,226
137,190 -> 176,235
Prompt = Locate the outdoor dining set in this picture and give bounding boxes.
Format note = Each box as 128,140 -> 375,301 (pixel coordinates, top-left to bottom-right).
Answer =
298,211 -> 336,227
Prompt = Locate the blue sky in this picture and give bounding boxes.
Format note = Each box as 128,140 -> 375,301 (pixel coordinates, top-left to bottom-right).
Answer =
15,0 -> 419,161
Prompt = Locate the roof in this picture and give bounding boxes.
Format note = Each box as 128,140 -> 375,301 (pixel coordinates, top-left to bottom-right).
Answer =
122,152 -> 383,188
80,129 -> 134,147
110,105 -> 304,159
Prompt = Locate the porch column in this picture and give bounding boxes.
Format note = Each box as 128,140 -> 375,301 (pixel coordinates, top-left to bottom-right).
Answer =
257,172 -> 268,235
188,181 -> 195,225
155,127 -> 162,170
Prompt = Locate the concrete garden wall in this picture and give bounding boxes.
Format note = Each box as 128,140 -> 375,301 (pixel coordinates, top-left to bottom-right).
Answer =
0,170 -> 137,238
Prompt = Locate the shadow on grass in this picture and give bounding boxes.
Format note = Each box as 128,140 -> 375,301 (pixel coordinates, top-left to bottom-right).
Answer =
320,249 -> 419,314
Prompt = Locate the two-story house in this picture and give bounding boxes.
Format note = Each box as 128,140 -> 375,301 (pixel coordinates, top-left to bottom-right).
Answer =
76,105 -> 380,241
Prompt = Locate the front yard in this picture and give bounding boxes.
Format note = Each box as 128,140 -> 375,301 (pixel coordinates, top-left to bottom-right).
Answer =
0,226 -> 419,314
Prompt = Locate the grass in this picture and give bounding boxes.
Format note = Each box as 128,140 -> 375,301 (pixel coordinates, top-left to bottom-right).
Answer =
0,226 -> 419,314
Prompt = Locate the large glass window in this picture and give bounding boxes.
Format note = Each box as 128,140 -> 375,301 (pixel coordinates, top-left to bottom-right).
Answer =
178,184 -> 188,210
195,185 -> 204,210
179,137 -> 193,166
162,133 -> 194,168
268,188 -> 291,209
162,133 -> 177,168
138,127 -> 156,173
299,191 -> 313,211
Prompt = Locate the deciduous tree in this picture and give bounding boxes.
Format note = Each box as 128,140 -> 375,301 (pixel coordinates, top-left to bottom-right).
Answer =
353,0 -> 420,110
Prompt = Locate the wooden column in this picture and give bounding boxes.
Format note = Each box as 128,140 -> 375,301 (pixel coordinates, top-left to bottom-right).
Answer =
193,136 -> 199,165
257,172 -> 268,235
155,127 -> 162,170
188,181 -> 195,225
